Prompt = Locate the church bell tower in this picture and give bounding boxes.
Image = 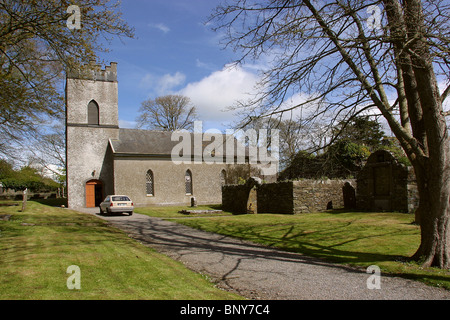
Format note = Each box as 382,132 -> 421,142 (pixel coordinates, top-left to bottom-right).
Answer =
65,61 -> 119,208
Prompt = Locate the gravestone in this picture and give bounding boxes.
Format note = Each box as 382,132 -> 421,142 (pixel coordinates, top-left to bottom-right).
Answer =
247,187 -> 257,214
343,182 -> 356,209
246,177 -> 261,214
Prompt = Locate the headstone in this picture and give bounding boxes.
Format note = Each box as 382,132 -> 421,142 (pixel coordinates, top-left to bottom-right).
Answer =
343,182 -> 356,209
247,187 -> 258,214
21,188 -> 27,212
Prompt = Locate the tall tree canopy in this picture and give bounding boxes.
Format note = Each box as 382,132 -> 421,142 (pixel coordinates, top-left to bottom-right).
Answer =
136,95 -> 199,131
0,0 -> 134,158
211,0 -> 450,268
279,116 -> 392,180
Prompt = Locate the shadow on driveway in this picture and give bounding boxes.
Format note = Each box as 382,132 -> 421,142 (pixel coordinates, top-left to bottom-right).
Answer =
75,208 -> 450,300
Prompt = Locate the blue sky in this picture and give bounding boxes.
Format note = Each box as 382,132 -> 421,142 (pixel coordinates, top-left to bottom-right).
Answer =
99,0 -> 260,131
97,0 -> 449,136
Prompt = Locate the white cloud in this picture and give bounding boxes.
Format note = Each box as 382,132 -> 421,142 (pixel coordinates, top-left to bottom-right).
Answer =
195,59 -> 216,71
178,64 -> 261,127
119,119 -> 137,129
149,23 -> 170,34
157,72 -> 186,95
138,73 -> 154,90
139,71 -> 186,96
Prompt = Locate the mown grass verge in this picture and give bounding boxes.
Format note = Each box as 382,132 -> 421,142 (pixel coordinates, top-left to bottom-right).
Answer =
0,201 -> 241,300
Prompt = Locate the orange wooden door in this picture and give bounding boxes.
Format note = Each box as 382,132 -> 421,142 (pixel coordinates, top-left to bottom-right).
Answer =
86,182 -> 96,208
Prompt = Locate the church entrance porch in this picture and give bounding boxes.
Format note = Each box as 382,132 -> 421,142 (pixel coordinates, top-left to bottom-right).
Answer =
86,180 -> 103,208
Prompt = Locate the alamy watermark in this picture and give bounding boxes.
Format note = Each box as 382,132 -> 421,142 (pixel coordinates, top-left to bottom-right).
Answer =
171,121 -> 279,176
66,5 -> 81,30
66,265 -> 81,290
366,265 -> 381,290
366,5 -> 382,31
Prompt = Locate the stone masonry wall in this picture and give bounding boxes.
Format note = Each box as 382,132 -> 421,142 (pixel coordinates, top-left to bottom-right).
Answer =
222,184 -> 251,214
356,150 -> 417,213
257,182 -> 294,214
114,157 -> 227,207
292,179 -> 354,214
222,179 -> 353,214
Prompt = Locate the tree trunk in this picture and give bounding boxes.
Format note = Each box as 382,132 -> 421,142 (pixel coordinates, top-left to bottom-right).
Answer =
410,71 -> 450,269
395,0 -> 450,269
412,164 -> 450,268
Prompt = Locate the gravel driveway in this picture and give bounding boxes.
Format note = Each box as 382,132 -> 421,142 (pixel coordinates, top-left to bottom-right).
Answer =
76,208 -> 450,300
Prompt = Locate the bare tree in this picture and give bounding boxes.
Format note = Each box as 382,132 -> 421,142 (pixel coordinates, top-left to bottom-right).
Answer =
28,121 -> 66,183
243,116 -> 304,169
136,95 -> 199,131
211,0 -> 450,268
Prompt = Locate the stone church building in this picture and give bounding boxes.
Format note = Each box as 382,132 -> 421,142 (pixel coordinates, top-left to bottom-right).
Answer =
66,62 -> 276,209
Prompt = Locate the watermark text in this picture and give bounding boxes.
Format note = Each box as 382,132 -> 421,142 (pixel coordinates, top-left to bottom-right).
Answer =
66,5 -> 81,30
66,265 -> 81,290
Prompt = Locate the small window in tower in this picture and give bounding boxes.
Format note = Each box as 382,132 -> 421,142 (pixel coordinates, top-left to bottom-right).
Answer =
185,170 -> 193,195
146,170 -> 154,196
88,100 -> 99,125
220,169 -> 227,185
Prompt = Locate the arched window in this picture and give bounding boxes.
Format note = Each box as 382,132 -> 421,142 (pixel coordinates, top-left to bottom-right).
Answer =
146,170 -> 154,196
88,100 -> 99,125
220,169 -> 227,186
185,170 -> 193,195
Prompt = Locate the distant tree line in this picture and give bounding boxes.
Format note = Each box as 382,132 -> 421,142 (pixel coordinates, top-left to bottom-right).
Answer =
278,116 -> 408,180
0,159 -> 60,192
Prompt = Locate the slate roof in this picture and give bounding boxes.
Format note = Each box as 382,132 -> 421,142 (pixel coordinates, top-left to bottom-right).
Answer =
109,128 -> 243,157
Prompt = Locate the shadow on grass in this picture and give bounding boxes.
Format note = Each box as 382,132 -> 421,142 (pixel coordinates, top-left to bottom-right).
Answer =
208,221 -> 404,264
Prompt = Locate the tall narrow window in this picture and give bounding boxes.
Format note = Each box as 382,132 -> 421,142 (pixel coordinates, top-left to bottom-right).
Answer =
220,169 -> 227,186
88,100 -> 99,125
146,170 -> 154,196
185,170 -> 193,195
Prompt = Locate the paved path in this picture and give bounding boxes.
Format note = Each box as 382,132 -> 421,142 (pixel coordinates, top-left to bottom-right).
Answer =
76,208 -> 450,300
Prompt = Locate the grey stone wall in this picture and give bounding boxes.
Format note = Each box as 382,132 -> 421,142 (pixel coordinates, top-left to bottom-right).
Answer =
0,192 -> 58,201
292,179 -> 353,214
222,150 -> 420,215
66,126 -> 117,208
114,157 -> 227,207
222,179 -> 353,214
222,184 -> 252,214
257,181 -> 294,214
66,77 -> 119,128
356,150 -> 417,213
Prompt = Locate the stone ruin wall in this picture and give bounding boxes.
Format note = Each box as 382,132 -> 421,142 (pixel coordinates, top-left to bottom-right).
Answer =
222,151 -> 420,215
222,179 -> 356,215
291,179 -> 354,214
355,150 -> 419,213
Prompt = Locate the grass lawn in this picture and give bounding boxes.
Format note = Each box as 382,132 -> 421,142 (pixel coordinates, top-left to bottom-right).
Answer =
137,205 -> 450,290
0,200 -> 241,300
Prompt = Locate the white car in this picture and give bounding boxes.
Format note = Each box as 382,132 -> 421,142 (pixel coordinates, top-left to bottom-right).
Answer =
99,195 -> 134,216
